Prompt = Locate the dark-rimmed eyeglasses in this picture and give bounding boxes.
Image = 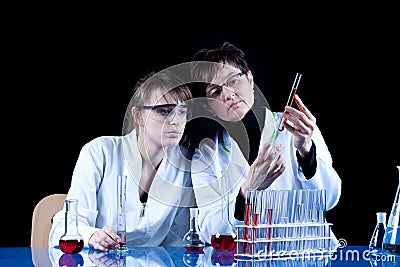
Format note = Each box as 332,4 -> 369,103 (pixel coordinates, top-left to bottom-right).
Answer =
138,103 -> 191,122
205,72 -> 247,99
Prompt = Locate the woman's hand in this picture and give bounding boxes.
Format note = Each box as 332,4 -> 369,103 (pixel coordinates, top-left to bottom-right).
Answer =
240,142 -> 285,196
282,94 -> 316,158
88,249 -> 123,267
88,226 -> 121,251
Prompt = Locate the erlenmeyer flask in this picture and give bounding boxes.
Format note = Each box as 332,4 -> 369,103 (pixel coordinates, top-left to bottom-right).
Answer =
383,166 -> 400,255
369,212 -> 386,252
210,171 -> 237,251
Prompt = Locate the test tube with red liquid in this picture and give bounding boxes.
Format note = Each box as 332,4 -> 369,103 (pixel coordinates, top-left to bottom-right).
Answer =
278,73 -> 302,131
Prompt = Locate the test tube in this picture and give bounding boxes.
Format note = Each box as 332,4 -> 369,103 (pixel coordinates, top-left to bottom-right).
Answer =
278,73 -> 302,131
242,190 -> 253,255
112,174 -> 129,254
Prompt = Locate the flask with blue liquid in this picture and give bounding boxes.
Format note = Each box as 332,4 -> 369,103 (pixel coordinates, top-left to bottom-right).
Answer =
382,166 -> 400,255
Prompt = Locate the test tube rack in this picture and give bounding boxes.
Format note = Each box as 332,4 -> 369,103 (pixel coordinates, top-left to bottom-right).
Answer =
234,189 -> 336,260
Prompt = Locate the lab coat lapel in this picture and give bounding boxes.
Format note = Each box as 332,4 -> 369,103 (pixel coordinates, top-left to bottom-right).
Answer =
259,108 -> 276,148
149,146 -> 192,207
122,129 -> 142,186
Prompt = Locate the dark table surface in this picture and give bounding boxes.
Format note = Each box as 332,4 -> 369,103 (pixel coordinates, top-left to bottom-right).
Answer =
0,245 -> 399,266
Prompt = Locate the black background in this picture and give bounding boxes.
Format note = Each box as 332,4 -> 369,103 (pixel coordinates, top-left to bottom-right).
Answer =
3,8 -> 399,248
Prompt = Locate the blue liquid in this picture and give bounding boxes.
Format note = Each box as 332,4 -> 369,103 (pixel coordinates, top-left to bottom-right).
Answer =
383,226 -> 400,244
383,226 -> 400,255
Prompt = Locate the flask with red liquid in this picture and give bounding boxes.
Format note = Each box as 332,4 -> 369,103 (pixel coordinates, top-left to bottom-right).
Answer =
211,172 -> 237,251
59,199 -> 84,254
183,207 -> 205,251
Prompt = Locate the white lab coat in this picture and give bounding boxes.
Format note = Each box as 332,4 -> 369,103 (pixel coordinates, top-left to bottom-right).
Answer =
191,108 -> 342,245
49,129 -> 195,248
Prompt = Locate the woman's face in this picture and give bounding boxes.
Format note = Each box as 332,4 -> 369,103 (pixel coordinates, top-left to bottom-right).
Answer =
204,65 -> 254,122
136,91 -> 189,148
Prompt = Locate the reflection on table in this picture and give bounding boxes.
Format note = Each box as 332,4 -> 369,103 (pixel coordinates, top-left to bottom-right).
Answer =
49,246 -> 182,266
49,246 -> 400,267
49,246 -> 232,266
22,245 -> 400,266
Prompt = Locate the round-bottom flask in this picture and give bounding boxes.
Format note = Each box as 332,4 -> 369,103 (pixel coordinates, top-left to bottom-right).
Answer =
59,199 -> 84,254
183,207 -> 205,251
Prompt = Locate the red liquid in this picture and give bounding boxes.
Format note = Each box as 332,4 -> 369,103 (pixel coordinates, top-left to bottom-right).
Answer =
244,203 -> 252,226
58,253 -> 84,266
117,231 -> 126,245
252,213 -> 259,227
266,209 -> 273,253
242,203 -> 252,254
59,239 -> 84,254
184,245 -> 205,251
248,213 -> 260,254
211,250 -> 235,265
278,88 -> 298,131
211,234 -> 236,251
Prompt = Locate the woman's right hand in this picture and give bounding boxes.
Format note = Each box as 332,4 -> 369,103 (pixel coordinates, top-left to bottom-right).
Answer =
88,225 -> 121,251
240,142 -> 285,196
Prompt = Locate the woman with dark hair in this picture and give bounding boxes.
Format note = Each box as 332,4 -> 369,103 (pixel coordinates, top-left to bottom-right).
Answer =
188,42 -> 342,247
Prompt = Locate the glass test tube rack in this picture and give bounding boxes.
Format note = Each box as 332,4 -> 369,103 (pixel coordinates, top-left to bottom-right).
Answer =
235,189 -> 335,260
234,253 -> 332,267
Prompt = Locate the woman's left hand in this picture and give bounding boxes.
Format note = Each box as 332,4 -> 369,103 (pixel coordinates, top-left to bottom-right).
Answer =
282,94 -> 316,158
